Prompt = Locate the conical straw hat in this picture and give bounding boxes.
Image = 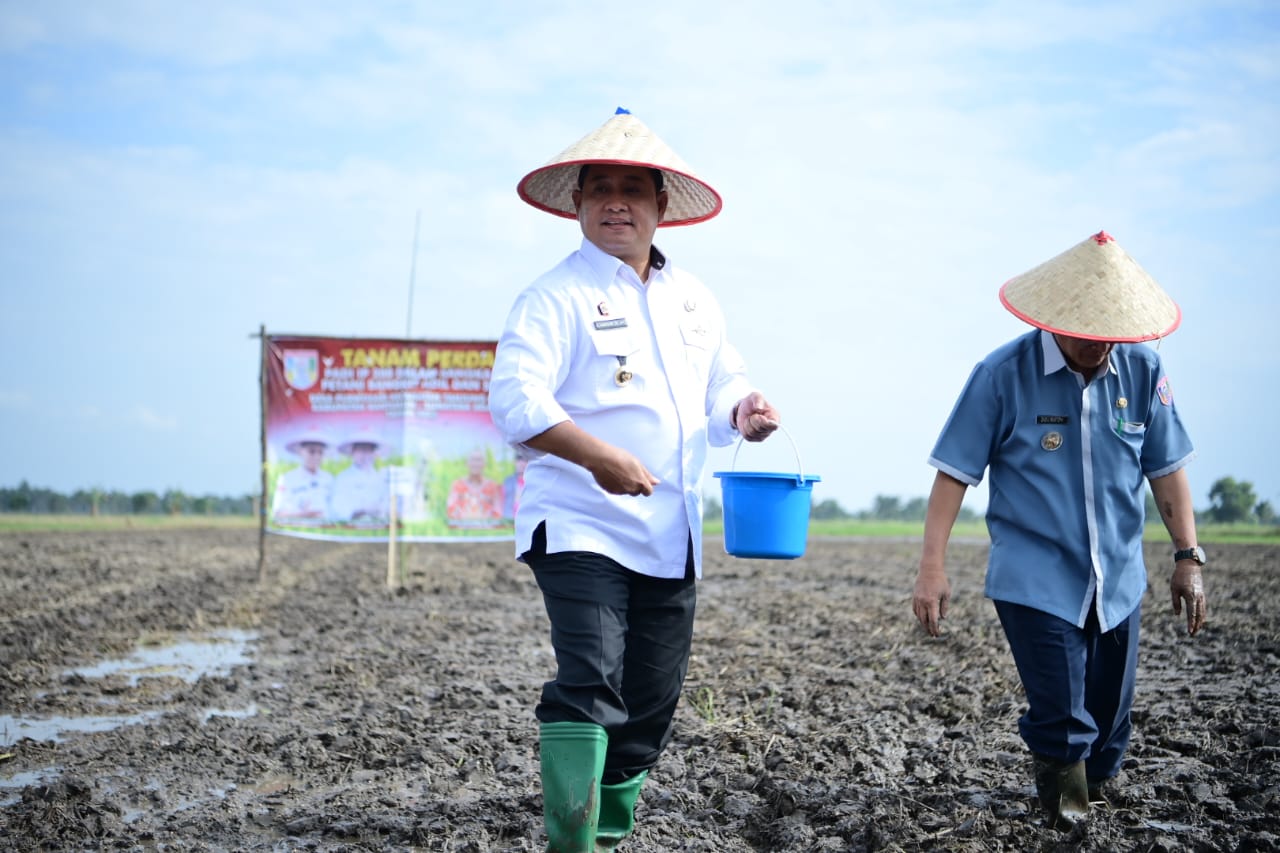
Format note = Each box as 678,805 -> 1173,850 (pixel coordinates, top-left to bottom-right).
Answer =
338,425 -> 384,457
517,108 -> 722,226
285,428 -> 331,454
998,231 -> 1181,342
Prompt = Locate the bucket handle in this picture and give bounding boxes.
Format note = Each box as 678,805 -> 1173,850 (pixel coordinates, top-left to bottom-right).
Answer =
730,423 -> 806,485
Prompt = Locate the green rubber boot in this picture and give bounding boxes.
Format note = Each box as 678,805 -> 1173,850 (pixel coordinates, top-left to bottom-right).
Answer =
540,722 -> 608,853
1033,754 -> 1090,830
595,770 -> 648,851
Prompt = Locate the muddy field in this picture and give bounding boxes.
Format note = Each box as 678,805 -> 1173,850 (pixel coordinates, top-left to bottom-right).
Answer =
0,528 -> 1277,852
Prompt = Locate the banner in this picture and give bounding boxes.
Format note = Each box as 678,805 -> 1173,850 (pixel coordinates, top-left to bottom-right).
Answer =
264,335 -> 517,542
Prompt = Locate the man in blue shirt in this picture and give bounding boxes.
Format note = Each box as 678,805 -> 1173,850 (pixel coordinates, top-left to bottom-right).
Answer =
912,231 -> 1207,830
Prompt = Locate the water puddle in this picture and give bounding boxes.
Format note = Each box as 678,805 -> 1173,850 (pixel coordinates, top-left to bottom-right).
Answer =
0,766 -> 62,807
0,629 -> 260,750
0,710 -> 167,747
65,628 -> 257,686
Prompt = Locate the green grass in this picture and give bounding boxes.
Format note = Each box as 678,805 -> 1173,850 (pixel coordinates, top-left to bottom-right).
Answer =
0,514 -> 259,533
1178,524 -> 1280,545
703,518 -> 989,539
709,517 -> 1280,544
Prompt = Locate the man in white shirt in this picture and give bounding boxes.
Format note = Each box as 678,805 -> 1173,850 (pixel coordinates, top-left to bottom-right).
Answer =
489,108 -> 780,852
329,429 -> 389,524
271,429 -> 334,524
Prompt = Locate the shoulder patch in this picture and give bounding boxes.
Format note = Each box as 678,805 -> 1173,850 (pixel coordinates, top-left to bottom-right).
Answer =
1156,376 -> 1173,406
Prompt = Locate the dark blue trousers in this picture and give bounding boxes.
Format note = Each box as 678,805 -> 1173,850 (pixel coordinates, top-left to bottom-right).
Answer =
525,523 -> 696,784
994,599 -> 1140,783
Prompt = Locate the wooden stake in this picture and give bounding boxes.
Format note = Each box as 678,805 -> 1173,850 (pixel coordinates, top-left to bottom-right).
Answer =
387,491 -> 398,589
256,324 -> 268,585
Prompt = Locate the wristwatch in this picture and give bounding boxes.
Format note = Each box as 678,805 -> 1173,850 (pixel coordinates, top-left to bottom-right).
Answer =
1173,545 -> 1207,566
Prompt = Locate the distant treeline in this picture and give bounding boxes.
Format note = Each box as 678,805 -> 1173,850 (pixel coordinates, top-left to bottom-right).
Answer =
6,479 -> 935,521
813,495 -> 982,523
706,475 -> 1277,526
3,475 -> 1273,525
1,481 -> 255,516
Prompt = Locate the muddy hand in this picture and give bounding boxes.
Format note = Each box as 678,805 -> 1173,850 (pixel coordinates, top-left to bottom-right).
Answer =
1171,563 -> 1207,636
912,571 -> 950,637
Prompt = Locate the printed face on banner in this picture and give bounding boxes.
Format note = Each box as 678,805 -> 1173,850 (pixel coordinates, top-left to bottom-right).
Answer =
263,336 -> 517,543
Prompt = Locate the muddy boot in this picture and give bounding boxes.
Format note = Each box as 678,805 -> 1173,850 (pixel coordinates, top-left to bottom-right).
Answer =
595,770 -> 647,851
540,722 -> 608,853
1033,754 -> 1090,830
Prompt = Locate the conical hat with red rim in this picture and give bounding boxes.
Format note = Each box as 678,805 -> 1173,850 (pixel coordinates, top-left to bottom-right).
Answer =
999,231 -> 1181,342
517,108 -> 722,227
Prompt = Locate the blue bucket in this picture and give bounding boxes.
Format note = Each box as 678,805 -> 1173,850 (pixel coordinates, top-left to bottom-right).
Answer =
713,426 -> 820,560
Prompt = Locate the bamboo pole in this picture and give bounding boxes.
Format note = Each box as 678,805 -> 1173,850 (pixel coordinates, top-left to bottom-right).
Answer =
257,325 -> 268,584
406,210 -> 420,339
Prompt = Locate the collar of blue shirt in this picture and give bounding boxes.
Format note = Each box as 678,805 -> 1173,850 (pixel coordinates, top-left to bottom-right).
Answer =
1040,329 -> 1116,380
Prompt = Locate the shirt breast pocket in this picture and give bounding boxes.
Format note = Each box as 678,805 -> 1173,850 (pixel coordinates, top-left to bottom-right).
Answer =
1114,419 -> 1147,458
587,327 -> 641,393
678,319 -> 715,378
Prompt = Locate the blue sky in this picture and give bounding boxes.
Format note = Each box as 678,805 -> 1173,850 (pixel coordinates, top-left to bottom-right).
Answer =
1,1 -> 1277,516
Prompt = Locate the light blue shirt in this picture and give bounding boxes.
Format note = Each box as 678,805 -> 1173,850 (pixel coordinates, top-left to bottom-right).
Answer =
488,238 -> 753,578
930,330 -> 1195,630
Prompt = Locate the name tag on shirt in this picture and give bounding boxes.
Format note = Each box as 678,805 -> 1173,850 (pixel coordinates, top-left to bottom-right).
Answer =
593,318 -> 628,330
1037,415 -> 1070,424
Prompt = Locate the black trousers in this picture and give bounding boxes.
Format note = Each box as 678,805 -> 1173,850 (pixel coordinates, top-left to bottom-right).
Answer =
524,522 -> 697,784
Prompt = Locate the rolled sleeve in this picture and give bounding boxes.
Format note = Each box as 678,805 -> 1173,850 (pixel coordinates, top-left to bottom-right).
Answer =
489,288 -> 573,450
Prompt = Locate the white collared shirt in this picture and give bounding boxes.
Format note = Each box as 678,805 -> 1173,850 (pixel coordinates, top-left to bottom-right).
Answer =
489,238 -> 754,578
329,463 -> 389,521
271,466 -> 334,519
